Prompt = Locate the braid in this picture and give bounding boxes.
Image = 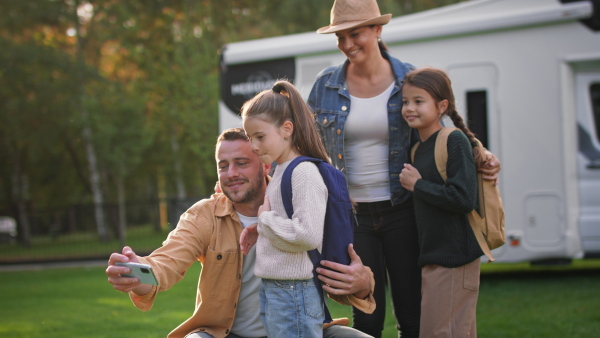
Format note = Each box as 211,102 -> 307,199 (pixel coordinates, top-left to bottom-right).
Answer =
445,109 -> 484,167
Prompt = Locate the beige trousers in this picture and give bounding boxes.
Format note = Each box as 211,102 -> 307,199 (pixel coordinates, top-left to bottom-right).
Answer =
420,258 -> 480,338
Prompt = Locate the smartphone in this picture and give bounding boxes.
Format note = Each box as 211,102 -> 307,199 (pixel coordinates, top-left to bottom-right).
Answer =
115,262 -> 159,285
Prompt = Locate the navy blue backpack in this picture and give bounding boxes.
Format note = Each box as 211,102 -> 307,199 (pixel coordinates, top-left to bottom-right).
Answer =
281,156 -> 355,323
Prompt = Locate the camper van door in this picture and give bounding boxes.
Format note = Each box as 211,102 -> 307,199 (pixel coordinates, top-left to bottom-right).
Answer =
576,71 -> 600,256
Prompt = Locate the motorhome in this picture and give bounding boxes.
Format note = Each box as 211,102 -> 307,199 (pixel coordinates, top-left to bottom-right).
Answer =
218,0 -> 600,263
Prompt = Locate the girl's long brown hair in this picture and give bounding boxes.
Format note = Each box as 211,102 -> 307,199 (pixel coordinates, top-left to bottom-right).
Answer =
403,68 -> 485,167
240,80 -> 330,163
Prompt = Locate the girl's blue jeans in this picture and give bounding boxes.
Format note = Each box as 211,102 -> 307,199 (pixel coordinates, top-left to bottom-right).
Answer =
259,278 -> 324,338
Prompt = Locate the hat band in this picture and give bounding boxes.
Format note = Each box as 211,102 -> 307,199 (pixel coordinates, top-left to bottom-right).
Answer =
331,19 -> 366,26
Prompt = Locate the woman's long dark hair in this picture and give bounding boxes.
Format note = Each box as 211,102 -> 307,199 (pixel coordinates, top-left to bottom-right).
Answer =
403,68 -> 485,167
368,24 -> 388,53
241,80 -> 330,163
378,38 -> 388,53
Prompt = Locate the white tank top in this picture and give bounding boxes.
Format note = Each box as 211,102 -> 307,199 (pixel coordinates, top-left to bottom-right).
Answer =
345,82 -> 394,202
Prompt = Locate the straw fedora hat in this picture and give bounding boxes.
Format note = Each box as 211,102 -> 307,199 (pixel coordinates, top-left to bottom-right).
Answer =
317,0 -> 392,34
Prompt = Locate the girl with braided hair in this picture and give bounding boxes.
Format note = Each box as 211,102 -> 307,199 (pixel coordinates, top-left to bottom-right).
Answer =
399,67 -> 484,337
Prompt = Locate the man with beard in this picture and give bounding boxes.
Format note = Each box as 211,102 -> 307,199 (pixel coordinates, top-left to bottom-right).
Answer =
106,128 -> 375,338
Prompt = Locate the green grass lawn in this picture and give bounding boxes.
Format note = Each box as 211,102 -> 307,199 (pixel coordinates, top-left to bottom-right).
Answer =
1,260 -> 599,337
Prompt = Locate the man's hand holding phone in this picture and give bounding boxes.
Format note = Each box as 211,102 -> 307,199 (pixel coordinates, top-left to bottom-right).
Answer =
115,262 -> 158,285
106,246 -> 154,296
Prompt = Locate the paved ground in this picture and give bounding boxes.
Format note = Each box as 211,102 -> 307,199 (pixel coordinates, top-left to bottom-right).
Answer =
0,260 -> 107,272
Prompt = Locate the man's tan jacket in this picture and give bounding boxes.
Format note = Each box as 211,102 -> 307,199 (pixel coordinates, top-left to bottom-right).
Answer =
131,193 -> 375,338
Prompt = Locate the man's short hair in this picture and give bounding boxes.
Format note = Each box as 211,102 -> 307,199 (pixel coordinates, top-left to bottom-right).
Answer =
217,127 -> 248,144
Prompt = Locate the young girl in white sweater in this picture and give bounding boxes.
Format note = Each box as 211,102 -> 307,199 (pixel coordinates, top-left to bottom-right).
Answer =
240,80 -> 331,338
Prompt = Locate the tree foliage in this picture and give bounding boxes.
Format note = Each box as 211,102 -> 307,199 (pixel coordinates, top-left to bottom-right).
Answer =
0,0 -> 465,242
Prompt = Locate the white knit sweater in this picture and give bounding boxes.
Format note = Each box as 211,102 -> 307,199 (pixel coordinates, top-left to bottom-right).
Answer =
255,159 -> 327,280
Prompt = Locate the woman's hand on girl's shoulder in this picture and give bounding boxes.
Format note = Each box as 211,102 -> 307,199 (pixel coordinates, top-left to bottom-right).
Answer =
478,150 -> 501,185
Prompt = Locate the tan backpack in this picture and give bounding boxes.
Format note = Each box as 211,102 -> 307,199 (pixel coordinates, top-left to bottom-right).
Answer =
411,127 -> 505,262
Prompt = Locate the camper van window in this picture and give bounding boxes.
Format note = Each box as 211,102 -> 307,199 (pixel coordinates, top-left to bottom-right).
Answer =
466,90 -> 489,149
591,83 -> 600,142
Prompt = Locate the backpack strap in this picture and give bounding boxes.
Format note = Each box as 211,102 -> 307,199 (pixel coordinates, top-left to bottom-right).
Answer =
281,156 -> 322,219
434,127 -> 457,181
280,155 -> 333,323
410,141 -> 420,164
433,127 -> 495,261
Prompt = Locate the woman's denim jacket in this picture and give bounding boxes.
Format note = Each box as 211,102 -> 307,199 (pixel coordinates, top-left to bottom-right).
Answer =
307,50 -> 418,206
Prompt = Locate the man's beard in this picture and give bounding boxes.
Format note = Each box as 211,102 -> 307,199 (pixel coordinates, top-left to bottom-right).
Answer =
221,166 -> 264,204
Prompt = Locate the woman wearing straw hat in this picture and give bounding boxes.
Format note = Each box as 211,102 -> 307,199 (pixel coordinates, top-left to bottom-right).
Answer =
308,1 -> 502,337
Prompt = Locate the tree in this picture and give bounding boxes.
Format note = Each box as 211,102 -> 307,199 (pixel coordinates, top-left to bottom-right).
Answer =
0,0 -> 466,246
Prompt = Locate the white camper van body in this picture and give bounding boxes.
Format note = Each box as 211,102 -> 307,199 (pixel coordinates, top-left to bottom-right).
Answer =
218,0 -> 600,263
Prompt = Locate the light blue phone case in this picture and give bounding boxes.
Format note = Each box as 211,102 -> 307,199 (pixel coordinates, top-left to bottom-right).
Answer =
116,262 -> 158,285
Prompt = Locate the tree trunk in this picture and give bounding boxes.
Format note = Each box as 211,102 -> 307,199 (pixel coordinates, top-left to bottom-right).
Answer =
16,200 -> 31,247
74,0 -> 108,242
12,157 -> 31,247
117,175 -> 126,248
157,167 -> 168,231
170,133 -> 187,229
83,119 -> 108,241
171,133 -> 186,200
